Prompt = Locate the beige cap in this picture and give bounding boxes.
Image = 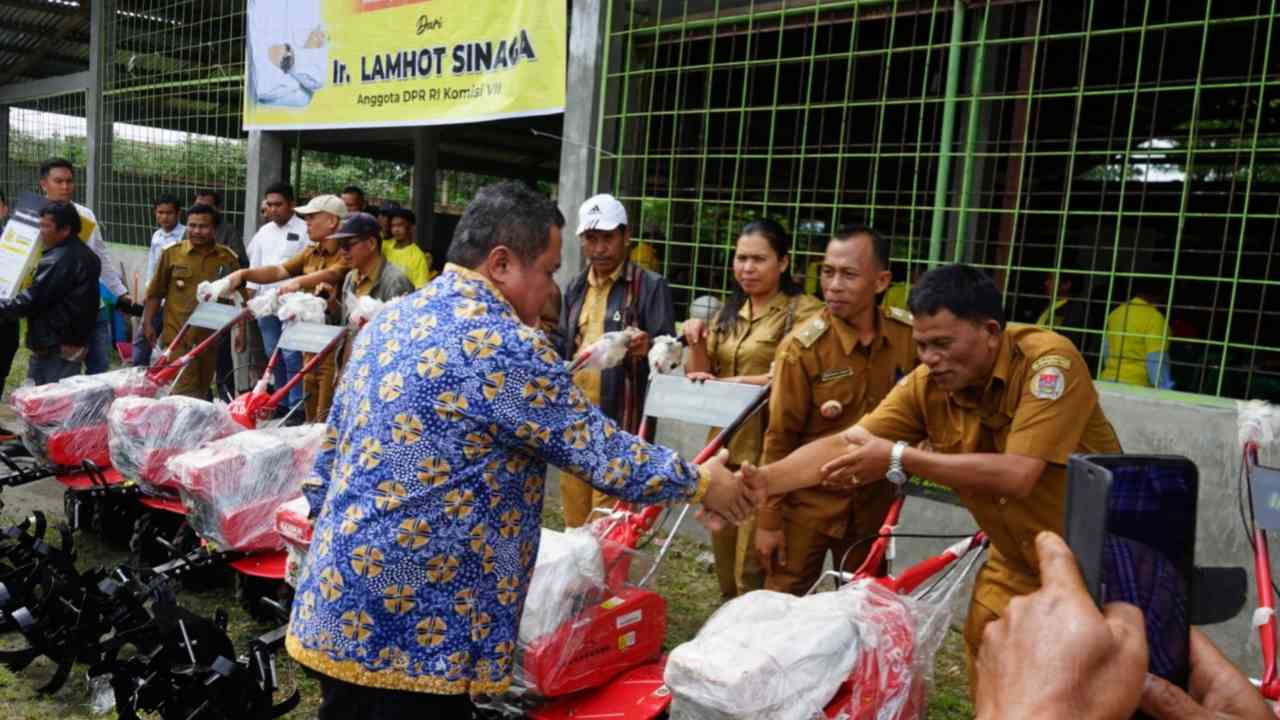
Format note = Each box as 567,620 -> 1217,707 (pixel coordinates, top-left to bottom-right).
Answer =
295,194 -> 349,219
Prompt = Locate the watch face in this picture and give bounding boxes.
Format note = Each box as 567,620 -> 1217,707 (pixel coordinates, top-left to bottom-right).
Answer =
887,470 -> 907,486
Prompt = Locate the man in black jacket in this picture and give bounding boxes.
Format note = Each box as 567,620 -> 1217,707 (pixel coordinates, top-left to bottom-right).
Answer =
556,193 -> 676,527
0,201 -> 102,385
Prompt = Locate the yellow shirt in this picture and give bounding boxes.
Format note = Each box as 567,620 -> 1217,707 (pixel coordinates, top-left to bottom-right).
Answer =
573,264 -> 624,405
630,242 -> 660,273
804,260 -> 821,296
880,282 -> 911,313
1100,297 -> 1169,387
1035,298 -> 1069,329
381,239 -> 435,289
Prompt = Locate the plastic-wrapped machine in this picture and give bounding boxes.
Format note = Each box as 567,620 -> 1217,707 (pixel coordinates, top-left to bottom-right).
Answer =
505,526 -> 664,701
108,396 -> 242,495
166,424 -> 325,552
11,367 -> 162,467
275,496 -> 313,588
664,579 -> 957,720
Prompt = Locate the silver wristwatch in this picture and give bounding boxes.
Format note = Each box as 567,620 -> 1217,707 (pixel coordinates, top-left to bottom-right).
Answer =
887,441 -> 909,486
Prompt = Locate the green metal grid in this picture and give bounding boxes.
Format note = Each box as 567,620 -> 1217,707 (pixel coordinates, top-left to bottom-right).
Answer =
4,91 -> 89,206
99,0 -> 249,266
594,0 -> 1280,402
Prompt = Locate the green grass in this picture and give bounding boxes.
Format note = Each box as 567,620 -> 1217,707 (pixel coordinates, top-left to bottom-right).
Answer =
0,347 -> 973,718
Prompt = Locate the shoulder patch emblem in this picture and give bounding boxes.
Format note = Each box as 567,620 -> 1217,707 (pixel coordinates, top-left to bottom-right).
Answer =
887,306 -> 913,324
1030,366 -> 1066,400
796,317 -> 829,349
1031,355 -> 1072,373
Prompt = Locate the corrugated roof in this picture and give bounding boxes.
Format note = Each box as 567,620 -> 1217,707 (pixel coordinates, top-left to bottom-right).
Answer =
0,0 -> 91,84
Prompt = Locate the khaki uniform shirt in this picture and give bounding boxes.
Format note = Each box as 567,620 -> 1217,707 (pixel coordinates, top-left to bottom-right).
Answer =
145,239 -> 241,346
759,306 -> 918,535
281,241 -> 351,286
573,264 -> 624,405
705,292 -> 824,468
858,323 -> 1122,607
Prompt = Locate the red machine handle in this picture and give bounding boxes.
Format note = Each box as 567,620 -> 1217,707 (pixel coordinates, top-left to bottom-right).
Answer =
1247,442 -> 1280,699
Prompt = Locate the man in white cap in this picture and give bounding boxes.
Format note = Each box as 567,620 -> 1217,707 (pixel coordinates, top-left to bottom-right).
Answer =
556,193 -> 676,527
225,193 -> 351,422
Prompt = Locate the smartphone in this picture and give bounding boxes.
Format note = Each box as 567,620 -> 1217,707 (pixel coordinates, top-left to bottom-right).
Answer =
1065,454 -> 1198,692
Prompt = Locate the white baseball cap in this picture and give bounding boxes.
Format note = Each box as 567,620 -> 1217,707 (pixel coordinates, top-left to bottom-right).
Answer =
576,193 -> 628,236
295,194 -> 349,219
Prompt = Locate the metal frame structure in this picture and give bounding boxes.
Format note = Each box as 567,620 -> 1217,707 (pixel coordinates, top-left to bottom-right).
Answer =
591,0 -> 1280,402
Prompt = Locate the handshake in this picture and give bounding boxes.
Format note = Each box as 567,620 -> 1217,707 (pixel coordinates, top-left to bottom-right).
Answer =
696,450 -> 771,531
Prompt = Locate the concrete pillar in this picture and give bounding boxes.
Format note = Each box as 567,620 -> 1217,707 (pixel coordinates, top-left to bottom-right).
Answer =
555,0 -> 609,288
0,105 -> 9,195
85,0 -> 113,212
243,130 -> 288,246
413,127 -> 439,256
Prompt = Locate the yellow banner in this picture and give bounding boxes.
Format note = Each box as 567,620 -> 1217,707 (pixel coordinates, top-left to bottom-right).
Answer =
243,0 -> 566,130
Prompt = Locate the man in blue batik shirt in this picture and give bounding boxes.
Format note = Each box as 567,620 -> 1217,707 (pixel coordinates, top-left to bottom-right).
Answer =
286,182 -> 758,719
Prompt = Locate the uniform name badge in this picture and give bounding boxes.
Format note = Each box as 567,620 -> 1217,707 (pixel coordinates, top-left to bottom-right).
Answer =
1031,366 -> 1066,400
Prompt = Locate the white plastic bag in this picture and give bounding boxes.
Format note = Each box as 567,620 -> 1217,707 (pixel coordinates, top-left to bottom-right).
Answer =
573,328 -> 639,371
665,578 -> 959,720
276,293 -> 327,326
196,277 -> 232,303
348,295 -> 386,327
648,335 -> 684,376
247,287 -> 281,319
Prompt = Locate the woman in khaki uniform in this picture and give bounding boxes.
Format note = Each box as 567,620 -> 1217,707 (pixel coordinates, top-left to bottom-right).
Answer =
683,219 -> 822,600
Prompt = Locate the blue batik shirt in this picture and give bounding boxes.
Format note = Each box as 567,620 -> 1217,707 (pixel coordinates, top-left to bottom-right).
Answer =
285,263 -> 708,695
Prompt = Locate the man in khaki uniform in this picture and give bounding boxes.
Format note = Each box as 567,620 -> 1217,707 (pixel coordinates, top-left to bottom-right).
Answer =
756,226 -> 916,594
225,194 -> 351,422
749,264 -> 1122,669
143,204 -> 243,399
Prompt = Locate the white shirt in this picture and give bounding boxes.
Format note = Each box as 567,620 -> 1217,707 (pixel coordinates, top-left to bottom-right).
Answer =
144,223 -> 185,295
73,202 -> 128,298
246,214 -> 309,291
247,0 -> 327,108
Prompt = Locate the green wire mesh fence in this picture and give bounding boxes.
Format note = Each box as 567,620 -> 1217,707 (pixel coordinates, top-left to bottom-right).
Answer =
4,91 -> 89,206
594,0 -> 1280,401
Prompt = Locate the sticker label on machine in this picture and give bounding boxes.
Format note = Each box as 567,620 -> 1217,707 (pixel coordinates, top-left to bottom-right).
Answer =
616,609 -> 643,629
617,631 -> 637,650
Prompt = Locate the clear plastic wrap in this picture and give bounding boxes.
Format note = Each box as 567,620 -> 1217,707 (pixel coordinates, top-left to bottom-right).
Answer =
274,496 -> 313,588
504,526 -> 662,701
166,424 -> 325,551
573,329 -> 639,371
107,396 -> 242,495
519,528 -> 607,644
11,367 -> 162,467
665,578 -> 960,720
276,293 -> 327,326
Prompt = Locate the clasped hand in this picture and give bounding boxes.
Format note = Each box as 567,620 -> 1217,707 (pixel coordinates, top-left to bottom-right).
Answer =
817,426 -> 894,491
696,449 -> 767,531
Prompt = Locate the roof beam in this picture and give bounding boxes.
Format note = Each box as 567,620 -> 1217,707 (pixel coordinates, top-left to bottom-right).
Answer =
0,70 -> 90,103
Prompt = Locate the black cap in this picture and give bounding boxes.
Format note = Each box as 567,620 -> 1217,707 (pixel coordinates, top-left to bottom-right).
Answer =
328,212 -> 381,240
